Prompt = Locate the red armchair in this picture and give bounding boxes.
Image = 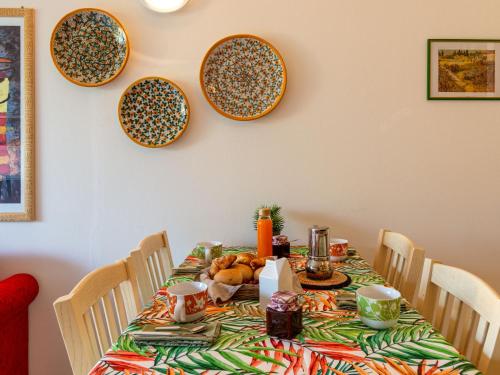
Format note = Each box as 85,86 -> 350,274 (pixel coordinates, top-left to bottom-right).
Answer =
0,273 -> 39,375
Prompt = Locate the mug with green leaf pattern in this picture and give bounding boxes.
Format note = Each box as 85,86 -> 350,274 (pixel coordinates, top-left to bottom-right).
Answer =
193,241 -> 223,264
356,285 -> 401,329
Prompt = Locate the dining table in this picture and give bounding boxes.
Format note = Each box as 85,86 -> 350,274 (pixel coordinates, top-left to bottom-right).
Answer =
89,246 -> 480,375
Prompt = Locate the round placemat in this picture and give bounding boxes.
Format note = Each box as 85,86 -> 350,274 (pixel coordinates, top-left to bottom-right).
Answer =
200,34 -> 287,121
118,77 -> 190,148
51,8 -> 129,86
297,271 -> 351,290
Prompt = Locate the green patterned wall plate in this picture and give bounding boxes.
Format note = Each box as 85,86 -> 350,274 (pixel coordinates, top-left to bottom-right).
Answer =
118,77 -> 190,148
51,8 -> 129,87
200,34 -> 287,121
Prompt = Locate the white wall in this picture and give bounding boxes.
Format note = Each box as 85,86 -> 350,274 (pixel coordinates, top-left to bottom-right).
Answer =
1,0 -> 499,373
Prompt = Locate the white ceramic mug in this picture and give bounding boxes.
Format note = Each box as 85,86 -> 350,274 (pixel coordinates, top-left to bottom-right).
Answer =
165,281 -> 208,322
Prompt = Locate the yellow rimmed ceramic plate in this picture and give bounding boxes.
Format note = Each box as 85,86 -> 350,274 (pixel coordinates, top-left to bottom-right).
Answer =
51,8 -> 129,86
118,77 -> 190,148
200,34 -> 287,121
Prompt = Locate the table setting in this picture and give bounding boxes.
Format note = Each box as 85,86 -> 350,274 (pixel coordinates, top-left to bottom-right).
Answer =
89,208 -> 480,374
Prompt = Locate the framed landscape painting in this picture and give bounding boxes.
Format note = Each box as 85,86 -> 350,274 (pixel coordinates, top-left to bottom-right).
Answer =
428,39 -> 500,100
0,8 -> 34,221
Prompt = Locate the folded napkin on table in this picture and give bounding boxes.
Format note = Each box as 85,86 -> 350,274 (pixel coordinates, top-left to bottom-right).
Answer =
130,322 -> 221,347
172,264 -> 206,275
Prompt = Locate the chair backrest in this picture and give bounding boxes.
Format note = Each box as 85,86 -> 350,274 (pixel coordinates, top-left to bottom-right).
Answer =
417,260 -> 500,373
373,228 -> 425,302
54,260 -> 140,375
128,230 -> 174,306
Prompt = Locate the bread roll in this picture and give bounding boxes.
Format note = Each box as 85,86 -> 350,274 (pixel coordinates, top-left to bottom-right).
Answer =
213,268 -> 243,286
250,256 -> 274,270
209,254 -> 236,277
253,266 -> 264,282
231,264 -> 253,283
209,262 -> 220,278
215,255 -> 236,270
234,252 -> 255,266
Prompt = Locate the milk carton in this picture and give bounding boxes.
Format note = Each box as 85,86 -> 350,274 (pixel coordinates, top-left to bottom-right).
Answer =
259,258 -> 295,310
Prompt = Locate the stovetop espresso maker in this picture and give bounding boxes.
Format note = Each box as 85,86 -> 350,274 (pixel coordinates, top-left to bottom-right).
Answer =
306,225 -> 333,280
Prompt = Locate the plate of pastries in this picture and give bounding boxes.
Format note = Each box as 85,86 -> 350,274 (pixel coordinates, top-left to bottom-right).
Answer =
208,253 -> 273,286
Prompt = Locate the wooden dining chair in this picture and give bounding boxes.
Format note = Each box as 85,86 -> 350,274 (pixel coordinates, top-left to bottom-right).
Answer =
415,257 -> 438,310
417,260 -> 500,374
373,229 -> 425,302
128,230 -> 174,307
54,260 -> 140,375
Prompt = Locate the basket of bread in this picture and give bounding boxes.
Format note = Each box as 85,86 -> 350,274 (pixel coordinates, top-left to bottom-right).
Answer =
200,252 -> 273,301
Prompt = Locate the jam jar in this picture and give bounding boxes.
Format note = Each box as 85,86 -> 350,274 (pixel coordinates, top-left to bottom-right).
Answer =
272,235 -> 290,258
266,291 -> 302,339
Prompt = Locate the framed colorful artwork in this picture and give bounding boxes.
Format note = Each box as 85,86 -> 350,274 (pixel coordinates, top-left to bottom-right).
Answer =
0,8 -> 34,221
428,39 -> 500,100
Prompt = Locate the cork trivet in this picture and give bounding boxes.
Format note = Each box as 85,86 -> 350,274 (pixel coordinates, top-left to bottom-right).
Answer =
297,271 -> 351,290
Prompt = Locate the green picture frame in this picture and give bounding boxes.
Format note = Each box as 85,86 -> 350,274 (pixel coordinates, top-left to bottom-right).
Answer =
427,38 -> 500,100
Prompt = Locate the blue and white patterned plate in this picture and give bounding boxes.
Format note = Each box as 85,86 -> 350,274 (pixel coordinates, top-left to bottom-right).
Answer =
200,34 -> 287,121
118,77 -> 190,148
51,8 -> 129,86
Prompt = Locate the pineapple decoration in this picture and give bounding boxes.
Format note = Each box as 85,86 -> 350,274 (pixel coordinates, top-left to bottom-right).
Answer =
253,204 -> 285,236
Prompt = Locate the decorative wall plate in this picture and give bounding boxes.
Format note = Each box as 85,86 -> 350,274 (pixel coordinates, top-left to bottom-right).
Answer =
50,8 -> 129,87
200,34 -> 287,121
118,77 -> 190,148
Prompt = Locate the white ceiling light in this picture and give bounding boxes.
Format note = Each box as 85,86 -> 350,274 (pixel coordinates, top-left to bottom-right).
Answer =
141,0 -> 190,13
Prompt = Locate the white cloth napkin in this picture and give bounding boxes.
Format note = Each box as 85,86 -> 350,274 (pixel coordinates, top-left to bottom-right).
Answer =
199,270 -> 243,304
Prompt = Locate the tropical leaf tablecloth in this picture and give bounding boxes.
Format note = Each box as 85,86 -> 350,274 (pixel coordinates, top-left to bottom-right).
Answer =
90,247 -> 480,375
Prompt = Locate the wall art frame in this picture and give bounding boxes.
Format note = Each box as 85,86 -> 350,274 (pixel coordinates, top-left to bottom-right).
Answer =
428,38 -> 500,100
0,8 -> 35,221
